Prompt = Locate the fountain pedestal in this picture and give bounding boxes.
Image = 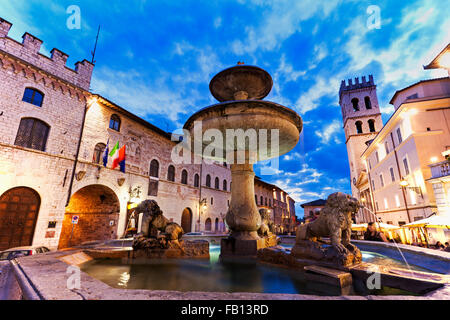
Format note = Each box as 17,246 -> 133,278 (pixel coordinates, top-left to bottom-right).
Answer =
183,64 -> 303,261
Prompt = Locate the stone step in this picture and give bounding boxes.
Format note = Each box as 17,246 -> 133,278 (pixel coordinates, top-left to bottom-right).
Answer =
304,265 -> 353,289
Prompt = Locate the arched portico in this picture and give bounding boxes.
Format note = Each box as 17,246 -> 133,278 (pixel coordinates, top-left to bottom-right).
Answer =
58,184 -> 120,248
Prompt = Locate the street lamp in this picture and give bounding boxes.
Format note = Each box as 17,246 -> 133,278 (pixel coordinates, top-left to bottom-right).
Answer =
196,198 -> 207,231
399,178 -> 423,198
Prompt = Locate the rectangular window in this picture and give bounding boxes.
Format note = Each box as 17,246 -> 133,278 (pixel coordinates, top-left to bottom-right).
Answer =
403,157 -> 410,175
398,221 -> 406,226
368,159 -> 372,170
371,179 -> 375,190
395,195 -> 400,207
390,167 -> 395,182
384,198 -> 388,210
375,152 -> 379,163
409,189 -> 416,205
397,128 -> 403,144
379,174 -> 384,187
148,179 -> 158,196
385,141 -> 389,154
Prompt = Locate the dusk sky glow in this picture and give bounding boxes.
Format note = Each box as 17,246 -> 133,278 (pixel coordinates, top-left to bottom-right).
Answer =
3,0 -> 449,217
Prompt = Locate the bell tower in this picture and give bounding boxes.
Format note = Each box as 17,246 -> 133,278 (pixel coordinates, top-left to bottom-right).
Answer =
339,75 -> 383,198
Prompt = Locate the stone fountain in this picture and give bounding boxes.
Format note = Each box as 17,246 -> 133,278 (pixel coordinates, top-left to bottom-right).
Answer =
183,64 -> 302,261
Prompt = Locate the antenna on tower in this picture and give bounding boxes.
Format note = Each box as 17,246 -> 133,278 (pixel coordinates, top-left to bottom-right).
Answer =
91,25 -> 101,64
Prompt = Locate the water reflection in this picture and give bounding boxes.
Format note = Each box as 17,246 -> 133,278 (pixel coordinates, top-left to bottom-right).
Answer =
80,244 -> 425,296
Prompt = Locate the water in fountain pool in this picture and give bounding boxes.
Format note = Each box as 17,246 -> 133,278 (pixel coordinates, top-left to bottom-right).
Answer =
80,244 -> 430,296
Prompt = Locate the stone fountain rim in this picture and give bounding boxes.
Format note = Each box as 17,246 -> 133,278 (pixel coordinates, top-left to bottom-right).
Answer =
183,99 -> 303,132
209,65 -> 273,102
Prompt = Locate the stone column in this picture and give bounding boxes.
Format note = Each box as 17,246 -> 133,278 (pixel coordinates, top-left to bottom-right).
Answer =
225,163 -> 261,240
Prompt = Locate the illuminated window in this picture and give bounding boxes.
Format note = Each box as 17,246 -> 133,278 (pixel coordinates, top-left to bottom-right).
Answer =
409,190 -> 417,205
384,198 -> 388,209
395,195 -> 400,207
22,88 -> 44,107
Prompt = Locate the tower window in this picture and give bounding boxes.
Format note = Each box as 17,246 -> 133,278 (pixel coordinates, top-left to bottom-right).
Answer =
22,88 -> 44,107
364,96 -> 372,109
355,121 -> 363,134
223,179 -> 227,191
368,119 -> 376,132
351,98 -> 359,111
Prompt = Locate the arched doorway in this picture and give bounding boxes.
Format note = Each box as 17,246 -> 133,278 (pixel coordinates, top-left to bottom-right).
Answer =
0,187 -> 40,250
58,184 -> 120,249
205,218 -> 212,231
181,208 -> 192,233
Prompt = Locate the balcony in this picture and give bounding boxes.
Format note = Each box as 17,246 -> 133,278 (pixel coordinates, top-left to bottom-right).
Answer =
429,160 -> 450,179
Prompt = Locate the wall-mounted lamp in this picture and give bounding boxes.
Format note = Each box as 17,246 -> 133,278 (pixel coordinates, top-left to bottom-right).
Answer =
399,178 -> 423,198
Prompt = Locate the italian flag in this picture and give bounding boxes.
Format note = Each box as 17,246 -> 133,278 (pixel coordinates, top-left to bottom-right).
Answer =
109,141 -> 126,173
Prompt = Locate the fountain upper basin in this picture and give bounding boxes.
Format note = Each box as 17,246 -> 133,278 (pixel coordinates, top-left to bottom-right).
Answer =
183,100 -> 303,162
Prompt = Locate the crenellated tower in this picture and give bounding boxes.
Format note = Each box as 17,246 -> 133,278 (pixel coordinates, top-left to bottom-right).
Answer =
339,75 -> 383,198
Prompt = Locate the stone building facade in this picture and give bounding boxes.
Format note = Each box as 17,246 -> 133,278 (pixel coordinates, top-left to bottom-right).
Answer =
341,66 -> 450,230
0,19 -> 295,250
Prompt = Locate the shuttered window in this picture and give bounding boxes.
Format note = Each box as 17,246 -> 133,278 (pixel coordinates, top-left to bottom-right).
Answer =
14,118 -> 50,151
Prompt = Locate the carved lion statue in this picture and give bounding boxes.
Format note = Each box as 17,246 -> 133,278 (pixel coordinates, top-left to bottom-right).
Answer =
296,192 -> 360,255
134,200 -> 184,240
258,208 -> 275,237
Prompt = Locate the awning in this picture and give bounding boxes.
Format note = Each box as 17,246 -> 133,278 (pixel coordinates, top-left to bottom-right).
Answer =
402,215 -> 450,229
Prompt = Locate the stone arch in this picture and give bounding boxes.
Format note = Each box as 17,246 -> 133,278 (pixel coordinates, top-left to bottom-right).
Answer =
205,218 -> 212,231
368,119 -> 376,132
181,208 -> 193,233
58,184 -> 120,249
0,187 -> 41,250
215,217 -> 219,232
351,98 -> 359,111
355,121 -> 363,134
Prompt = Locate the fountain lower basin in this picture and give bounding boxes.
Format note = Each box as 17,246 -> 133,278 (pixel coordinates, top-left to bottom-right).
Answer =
79,243 -> 446,296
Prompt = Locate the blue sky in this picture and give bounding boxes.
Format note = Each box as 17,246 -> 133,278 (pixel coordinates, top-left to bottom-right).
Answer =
2,0 -> 449,217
